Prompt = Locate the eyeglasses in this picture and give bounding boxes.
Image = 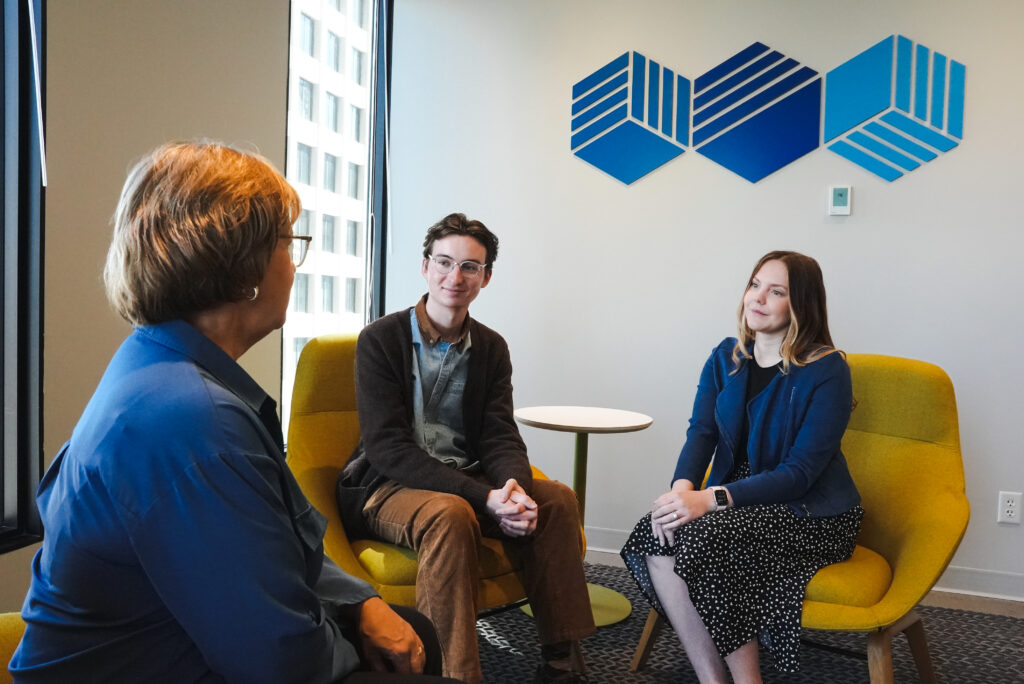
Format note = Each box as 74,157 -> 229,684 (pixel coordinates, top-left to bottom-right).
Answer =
428,254 -> 488,278
281,234 -> 312,267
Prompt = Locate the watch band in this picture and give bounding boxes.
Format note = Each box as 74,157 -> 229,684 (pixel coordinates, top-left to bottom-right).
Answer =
712,486 -> 729,511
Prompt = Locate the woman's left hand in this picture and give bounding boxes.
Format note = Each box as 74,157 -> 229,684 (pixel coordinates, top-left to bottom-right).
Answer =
651,485 -> 714,547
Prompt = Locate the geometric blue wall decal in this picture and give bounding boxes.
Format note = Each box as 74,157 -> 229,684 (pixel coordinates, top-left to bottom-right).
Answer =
571,51 -> 689,184
824,35 -> 966,182
692,43 -> 821,182
569,37 -> 966,185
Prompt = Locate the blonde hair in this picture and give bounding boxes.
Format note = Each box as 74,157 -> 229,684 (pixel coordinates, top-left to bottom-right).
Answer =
731,251 -> 840,374
104,141 -> 300,325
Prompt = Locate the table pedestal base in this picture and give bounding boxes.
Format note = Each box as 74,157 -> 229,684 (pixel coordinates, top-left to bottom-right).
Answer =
520,582 -> 632,627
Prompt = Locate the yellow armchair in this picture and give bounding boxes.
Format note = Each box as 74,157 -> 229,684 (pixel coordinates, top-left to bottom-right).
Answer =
631,354 -> 969,684
1,611 -> 25,684
286,333 -> 543,610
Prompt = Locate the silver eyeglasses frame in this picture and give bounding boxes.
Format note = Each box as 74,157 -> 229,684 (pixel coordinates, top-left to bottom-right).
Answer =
428,254 -> 488,278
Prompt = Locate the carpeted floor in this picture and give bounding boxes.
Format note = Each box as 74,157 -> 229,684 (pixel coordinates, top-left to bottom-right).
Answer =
477,563 -> 1024,683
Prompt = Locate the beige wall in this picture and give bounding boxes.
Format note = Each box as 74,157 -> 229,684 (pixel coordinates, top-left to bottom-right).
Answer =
386,0 -> 1024,599
0,0 -> 290,612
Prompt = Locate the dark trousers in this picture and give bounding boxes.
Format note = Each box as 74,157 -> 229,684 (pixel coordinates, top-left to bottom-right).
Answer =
341,604 -> 465,683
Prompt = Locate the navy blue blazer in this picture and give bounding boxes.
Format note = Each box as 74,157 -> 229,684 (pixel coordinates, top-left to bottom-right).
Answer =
672,338 -> 861,517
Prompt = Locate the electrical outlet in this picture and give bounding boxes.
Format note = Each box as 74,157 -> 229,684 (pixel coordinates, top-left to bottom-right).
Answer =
997,491 -> 1021,524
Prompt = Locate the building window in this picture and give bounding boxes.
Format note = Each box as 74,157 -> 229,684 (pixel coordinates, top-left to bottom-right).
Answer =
352,0 -> 367,28
321,276 -> 337,313
346,220 -> 360,256
324,154 -> 338,192
299,79 -> 315,121
300,13 -> 316,56
296,143 -> 312,184
325,92 -> 341,132
350,105 -> 364,142
327,32 -> 342,72
1,0 -> 45,553
293,274 -> 311,313
350,47 -> 366,85
345,277 -> 361,313
322,215 -> 337,252
296,209 -> 312,237
347,162 -> 362,199
293,337 -> 310,367
330,0 -> 343,12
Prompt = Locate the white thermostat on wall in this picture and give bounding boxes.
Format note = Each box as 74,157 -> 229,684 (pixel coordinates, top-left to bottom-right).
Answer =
828,186 -> 852,216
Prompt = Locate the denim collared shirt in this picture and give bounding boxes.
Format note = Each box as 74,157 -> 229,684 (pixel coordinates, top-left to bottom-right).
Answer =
410,307 -> 475,470
12,321 -> 374,683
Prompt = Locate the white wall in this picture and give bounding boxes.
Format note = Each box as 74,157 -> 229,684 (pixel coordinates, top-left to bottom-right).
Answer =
387,0 -> 1024,599
0,0 -> 290,612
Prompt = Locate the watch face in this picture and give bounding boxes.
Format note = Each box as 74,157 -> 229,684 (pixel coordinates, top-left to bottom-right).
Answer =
714,488 -> 729,507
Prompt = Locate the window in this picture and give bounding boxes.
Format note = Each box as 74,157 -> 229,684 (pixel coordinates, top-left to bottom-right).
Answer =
322,215 -> 337,252
300,14 -> 316,56
324,154 -> 338,192
296,143 -> 312,184
299,79 -> 315,121
346,220 -> 360,256
326,32 -> 342,72
293,337 -> 310,368
347,162 -> 362,199
345,277 -> 361,313
350,47 -> 366,85
321,276 -> 336,313
352,0 -> 367,28
325,93 -> 341,132
293,274 -> 311,313
283,0 -> 388,439
2,0 -> 45,552
349,105 -> 364,142
295,210 -> 312,237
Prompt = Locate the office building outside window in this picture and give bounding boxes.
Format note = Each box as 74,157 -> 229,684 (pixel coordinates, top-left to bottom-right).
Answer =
284,1 -> 377,437
326,92 -> 341,132
327,32 -> 342,72
296,209 -> 312,237
345,277 -> 361,313
321,275 -> 337,313
350,104 -> 364,142
350,47 -> 365,85
322,215 -> 337,252
347,162 -> 362,199
293,273 -> 311,313
324,153 -> 338,192
296,143 -> 312,184
346,219 -> 360,256
300,14 -> 316,56
299,79 -> 315,121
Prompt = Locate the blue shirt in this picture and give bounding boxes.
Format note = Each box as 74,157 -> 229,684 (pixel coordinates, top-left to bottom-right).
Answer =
409,307 -> 474,470
11,321 -> 375,683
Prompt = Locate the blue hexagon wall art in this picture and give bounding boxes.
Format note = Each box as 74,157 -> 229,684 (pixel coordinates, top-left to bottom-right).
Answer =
691,42 -> 821,183
824,35 -> 965,181
571,51 -> 690,185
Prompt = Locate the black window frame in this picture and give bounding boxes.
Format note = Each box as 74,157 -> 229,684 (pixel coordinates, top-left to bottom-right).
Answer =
367,0 -> 392,320
1,0 -> 45,554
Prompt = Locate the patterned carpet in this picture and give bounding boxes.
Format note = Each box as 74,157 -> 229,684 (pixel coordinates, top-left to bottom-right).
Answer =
477,563 -> 1024,683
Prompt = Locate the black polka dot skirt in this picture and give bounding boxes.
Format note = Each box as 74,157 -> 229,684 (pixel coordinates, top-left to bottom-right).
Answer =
620,471 -> 863,672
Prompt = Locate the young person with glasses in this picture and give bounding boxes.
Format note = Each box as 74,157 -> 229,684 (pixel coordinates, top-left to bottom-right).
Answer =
338,213 -> 595,683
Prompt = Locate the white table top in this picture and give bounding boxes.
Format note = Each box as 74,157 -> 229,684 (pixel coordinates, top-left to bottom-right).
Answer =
514,406 -> 653,434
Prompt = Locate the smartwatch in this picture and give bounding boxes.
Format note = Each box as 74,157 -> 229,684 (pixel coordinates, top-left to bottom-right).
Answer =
711,486 -> 730,512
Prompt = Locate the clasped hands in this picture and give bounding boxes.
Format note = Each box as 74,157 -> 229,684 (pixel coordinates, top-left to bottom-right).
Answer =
486,478 -> 538,537
650,479 -> 716,547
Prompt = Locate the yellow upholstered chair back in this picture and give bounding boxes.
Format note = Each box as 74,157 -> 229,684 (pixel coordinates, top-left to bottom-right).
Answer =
287,333 -> 535,609
825,353 -> 968,628
0,611 -> 25,684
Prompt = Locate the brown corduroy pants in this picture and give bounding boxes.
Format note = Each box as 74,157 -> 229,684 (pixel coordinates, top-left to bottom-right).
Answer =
363,478 -> 595,684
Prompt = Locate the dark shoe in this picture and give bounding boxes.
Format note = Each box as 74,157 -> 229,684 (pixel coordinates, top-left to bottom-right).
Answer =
534,663 -> 589,683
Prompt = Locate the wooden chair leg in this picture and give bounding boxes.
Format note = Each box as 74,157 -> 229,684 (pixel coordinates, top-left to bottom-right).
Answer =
866,628 -> 895,684
630,608 -> 665,672
901,611 -> 937,684
866,610 -> 934,684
